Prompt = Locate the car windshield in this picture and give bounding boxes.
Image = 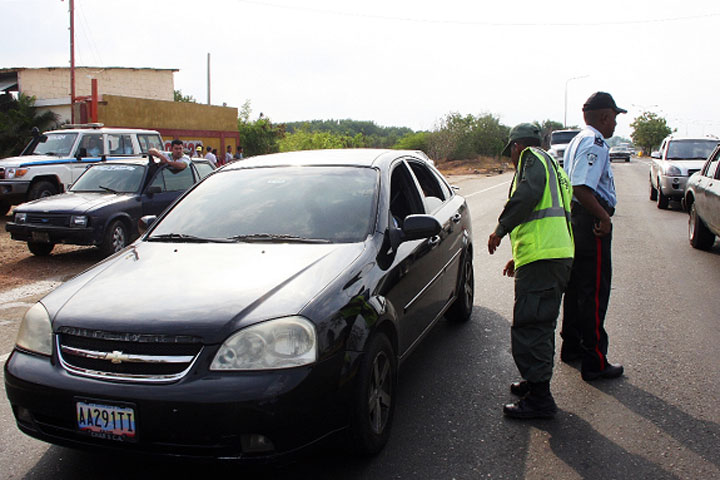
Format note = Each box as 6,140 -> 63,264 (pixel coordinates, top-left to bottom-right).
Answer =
70,164 -> 146,193
149,166 -> 379,243
30,133 -> 78,156
551,131 -> 580,145
667,140 -> 718,160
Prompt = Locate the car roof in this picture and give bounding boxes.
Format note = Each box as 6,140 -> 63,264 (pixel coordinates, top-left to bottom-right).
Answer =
665,135 -> 719,142
47,127 -> 161,135
223,149 -> 426,170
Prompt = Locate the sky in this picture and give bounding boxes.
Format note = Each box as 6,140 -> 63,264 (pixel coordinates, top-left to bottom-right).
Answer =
4,0 -> 720,140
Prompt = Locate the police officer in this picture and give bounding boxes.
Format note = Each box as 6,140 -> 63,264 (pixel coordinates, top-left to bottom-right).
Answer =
488,123 -> 574,419
560,92 -> 626,381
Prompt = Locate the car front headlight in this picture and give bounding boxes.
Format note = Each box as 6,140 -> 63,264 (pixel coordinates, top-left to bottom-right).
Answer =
70,215 -> 88,227
15,212 -> 27,224
666,165 -> 682,176
6,168 -> 28,179
16,303 -> 53,356
210,316 -> 317,371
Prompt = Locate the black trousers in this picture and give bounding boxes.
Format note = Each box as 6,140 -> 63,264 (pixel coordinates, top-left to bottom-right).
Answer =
561,204 -> 613,372
513,259 -> 571,383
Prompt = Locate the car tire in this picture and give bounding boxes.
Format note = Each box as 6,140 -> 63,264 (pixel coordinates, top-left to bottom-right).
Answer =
446,251 -> 474,322
656,181 -> 669,209
347,333 -> 397,456
27,241 -> 55,256
0,200 -> 10,216
28,181 -> 58,200
649,181 -> 658,201
100,220 -> 128,256
689,204 -> 715,250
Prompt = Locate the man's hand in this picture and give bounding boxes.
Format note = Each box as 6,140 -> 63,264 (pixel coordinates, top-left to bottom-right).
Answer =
593,217 -> 612,236
148,148 -> 168,164
503,259 -> 515,277
488,232 -> 502,254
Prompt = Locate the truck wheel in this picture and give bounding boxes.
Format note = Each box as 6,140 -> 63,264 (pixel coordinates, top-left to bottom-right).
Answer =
28,181 -> 58,200
656,180 -> 669,209
689,204 -> 715,250
28,242 -> 55,256
100,220 -> 128,255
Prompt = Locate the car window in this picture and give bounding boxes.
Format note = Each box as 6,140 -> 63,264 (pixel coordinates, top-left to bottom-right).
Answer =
712,160 -> 720,180
78,134 -> 104,157
137,134 -> 163,153
161,166 -> 195,192
390,162 -> 425,227
31,132 -> 78,156
148,166 -> 378,243
193,162 -> 214,179
71,164 -> 146,193
407,160 -> 447,213
108,134 -> 134,155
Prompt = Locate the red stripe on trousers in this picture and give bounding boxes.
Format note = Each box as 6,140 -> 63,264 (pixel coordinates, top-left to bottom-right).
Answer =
594,236 -> 606,369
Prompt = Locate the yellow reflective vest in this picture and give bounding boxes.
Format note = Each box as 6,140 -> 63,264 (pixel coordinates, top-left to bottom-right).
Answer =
509,147 -> 574,269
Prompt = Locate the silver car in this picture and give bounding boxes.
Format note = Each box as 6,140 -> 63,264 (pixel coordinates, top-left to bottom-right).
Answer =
649,136 -> 719,209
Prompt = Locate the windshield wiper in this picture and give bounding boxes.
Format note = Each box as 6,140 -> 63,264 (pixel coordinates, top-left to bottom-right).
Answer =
98,185 -> 119,193
228,233 -> 331,244
148,233 -> 230,243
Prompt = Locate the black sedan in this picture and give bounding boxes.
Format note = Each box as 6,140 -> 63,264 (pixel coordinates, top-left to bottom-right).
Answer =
4,149 -> 474,460
6,158 -> 213,256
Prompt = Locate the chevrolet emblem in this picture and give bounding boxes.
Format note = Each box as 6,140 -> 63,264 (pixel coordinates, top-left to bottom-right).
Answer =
105,350 -> 128,364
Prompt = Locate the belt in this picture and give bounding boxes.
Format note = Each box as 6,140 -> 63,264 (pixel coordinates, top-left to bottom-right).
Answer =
572,197 -> 615,217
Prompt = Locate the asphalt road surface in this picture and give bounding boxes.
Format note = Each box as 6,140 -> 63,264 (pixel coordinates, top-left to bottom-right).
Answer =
1,158 -> 719,479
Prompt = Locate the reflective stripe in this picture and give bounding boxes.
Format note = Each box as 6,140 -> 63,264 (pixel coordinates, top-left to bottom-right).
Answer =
526,206 -> 567,221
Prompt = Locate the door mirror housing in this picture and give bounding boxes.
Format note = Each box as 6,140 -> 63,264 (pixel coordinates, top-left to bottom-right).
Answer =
138,215 -> 157,235
401,214 -> 442,241
146,185 -> 162,196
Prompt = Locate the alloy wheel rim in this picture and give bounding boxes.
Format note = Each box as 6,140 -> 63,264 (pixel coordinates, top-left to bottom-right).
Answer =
463,260 -> 474,307
368,351 -> 392,434
112,227 -> 126,252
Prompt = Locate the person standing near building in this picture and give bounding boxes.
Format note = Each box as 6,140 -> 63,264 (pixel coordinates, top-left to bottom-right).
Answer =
225,145 -> 234,164
195,145 -> 204,158
234,145 -> 244,160
488,123 -> 574,419
205,146 -> 217,167
560,92 -> 626,381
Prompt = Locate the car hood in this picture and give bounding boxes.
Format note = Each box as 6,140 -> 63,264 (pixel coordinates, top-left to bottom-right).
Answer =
664,159 -> 706,174
16,192 -> 132,214
45,241 -> 365,343
0,154 -> 61,169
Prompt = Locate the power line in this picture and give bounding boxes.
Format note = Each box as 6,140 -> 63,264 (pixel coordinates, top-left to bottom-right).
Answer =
235,0 -> 720,27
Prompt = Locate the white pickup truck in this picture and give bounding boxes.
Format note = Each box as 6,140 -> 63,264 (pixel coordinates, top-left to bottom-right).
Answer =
0,124 -> 164,215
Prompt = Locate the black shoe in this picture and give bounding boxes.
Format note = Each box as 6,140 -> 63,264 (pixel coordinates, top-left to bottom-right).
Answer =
510,380 -> 530,396
582,363 -> 624,381
503,395 -> 557,419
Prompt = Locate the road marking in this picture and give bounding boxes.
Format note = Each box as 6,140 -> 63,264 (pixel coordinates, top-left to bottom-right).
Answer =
464,180 -> 511,198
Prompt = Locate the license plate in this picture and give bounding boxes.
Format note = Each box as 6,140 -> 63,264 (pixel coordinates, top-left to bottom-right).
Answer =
31,231 -> 50,243
76,400 -> 137,442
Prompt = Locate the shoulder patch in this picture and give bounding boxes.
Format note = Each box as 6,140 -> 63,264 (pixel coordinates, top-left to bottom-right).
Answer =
594,137 -> 604,147
587,153 -> 597,166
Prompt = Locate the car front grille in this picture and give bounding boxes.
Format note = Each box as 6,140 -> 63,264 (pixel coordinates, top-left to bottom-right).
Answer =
57,329 -> 203,383
27,213 -> 69,227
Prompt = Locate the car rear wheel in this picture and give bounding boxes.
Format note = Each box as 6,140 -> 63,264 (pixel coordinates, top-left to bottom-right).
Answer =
27,241 -> 55,256
649,181 -> 658,201
28,181 -> 58,200
656,180 -> 669,209
100,220 -> 128,255
446,252 -> 474,322
348,333 -> 396,456
689,204 -> 715,250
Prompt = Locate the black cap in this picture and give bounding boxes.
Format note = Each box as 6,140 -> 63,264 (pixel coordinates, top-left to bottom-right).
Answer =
582,92 -> 627,114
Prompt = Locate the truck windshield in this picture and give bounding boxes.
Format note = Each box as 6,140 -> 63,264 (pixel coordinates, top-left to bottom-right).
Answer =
31,133 -> 78,156
551,131 -> 580,145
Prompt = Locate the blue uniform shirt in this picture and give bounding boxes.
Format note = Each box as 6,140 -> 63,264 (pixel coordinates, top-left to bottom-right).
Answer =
563,125 -> 616,207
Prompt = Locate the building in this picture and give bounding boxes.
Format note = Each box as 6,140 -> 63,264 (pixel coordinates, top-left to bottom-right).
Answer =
0,67 -> 239,158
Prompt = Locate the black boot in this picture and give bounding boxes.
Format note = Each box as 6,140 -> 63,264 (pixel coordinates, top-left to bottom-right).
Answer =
503,381 -> 557,419
510,380 -> 530,396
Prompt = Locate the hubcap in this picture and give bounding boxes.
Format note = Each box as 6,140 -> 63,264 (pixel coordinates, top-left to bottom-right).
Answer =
111,226 -> 126,252
463,260 -> 474,307
368,351 -> 392,434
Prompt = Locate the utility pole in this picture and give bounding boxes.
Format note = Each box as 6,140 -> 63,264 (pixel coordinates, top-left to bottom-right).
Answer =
69,0 -> 76,123
207,53 -> 211,105
564,75 -> 588,128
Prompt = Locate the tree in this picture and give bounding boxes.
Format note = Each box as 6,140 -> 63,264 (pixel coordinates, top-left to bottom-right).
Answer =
173,89 -> 196,103
426,112 -> 509,161
393,131 -> 429,151
630,112 -> 673,154
0,93 -> 59,158
533,119 -> 564,149
237,103 -> 284,157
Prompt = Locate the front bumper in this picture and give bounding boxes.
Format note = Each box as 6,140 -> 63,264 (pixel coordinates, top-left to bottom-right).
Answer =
610,154 -> 630,161
0,181 -> 31,204
658,175 -> 688,199
6,222 -> 97,246
4,347 -> 352,460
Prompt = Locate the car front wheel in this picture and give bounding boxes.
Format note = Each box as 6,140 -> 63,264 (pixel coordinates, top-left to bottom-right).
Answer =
100,220 -> 128,255
656,180 -> 669,209
348,333 -> 397,456
649,180 -> 658,201
689,204 -> 715,250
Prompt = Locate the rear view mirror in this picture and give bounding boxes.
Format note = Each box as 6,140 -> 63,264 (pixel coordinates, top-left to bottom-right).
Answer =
651,151 -> 661,159
138,215 -> 157,235
401,214 -> 442,242
146,185 -> 162,195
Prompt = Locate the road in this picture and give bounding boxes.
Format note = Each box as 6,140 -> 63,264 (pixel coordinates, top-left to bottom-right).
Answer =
1,158 -> 719,479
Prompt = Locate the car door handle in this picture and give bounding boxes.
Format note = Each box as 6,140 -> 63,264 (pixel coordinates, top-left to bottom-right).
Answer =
428,235 -> 441,246
452,213 -> 462,223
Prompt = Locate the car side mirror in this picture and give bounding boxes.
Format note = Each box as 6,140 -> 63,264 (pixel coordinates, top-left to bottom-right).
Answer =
401,214 -> 442,241
146,185 -> 162,196
77,147 -> 88,159
138,215 -> 157,234
651,151 -> 661,159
